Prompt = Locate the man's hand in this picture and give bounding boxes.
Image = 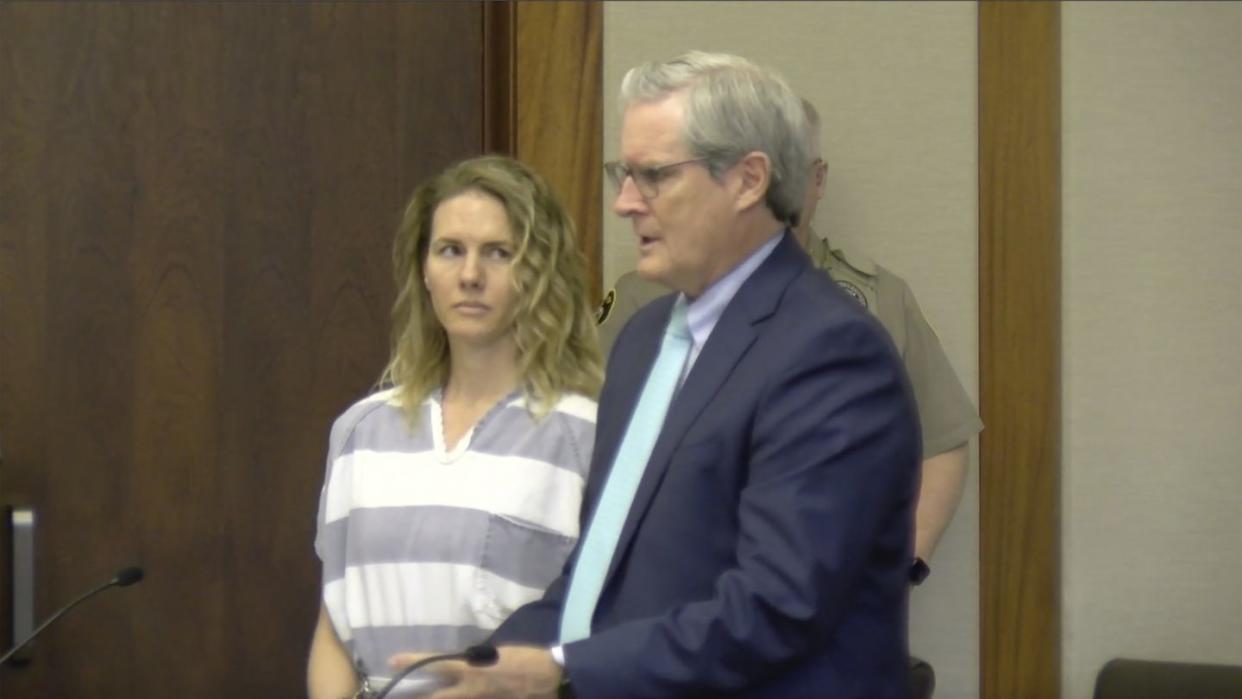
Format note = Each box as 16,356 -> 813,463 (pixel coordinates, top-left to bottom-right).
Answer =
388,645 -> 562,699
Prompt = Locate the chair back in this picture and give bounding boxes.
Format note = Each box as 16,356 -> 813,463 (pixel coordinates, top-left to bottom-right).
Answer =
1094,658 -> 1242,699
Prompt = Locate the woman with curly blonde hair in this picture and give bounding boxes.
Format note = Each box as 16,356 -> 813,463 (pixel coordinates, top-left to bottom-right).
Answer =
309,156 -> 602,699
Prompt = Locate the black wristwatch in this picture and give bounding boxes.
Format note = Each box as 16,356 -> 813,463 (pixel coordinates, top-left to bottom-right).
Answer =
909,557 -> 930,585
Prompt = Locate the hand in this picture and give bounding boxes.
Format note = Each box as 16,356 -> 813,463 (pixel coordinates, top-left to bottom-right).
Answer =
388,645 -> 561,699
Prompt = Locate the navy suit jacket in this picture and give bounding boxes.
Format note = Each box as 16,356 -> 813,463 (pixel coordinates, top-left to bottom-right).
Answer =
494,233 -> 921,698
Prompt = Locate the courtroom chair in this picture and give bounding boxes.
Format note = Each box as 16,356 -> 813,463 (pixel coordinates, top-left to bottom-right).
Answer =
1093,657 -> 1242,699
909,656 -> 935,699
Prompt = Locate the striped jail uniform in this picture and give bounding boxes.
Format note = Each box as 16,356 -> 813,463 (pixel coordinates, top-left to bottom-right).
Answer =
315,388 -> 596,693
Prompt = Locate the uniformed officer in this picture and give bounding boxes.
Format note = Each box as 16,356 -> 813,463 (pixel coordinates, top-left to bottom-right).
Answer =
596,98 -> 982,578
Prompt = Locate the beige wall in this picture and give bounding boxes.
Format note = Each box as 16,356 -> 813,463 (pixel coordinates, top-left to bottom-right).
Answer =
1062,4 -> 1242,697
602,2 -> 980,695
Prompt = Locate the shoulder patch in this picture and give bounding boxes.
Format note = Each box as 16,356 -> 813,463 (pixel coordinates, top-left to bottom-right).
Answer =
596,289 -> 616,325
835,279 -> 869,309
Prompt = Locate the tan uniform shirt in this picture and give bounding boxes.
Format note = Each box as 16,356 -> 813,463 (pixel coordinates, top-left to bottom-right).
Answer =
596,237 -> 983,458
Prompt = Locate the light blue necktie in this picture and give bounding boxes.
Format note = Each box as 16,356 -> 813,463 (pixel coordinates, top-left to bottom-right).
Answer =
559,299 -> 692,643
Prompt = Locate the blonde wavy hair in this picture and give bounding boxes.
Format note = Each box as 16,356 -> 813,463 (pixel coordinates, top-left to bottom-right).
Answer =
381,155 -> 602,421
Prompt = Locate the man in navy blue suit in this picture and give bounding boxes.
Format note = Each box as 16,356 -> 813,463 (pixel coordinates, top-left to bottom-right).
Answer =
404,51 -> 921,699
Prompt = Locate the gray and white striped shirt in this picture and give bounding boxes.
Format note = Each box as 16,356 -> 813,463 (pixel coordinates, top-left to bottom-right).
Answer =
315,388 -> 595,693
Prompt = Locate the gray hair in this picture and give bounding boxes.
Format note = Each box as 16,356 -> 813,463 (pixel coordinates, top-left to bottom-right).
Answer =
618,51 -> 811,227
801,97 -> 822,160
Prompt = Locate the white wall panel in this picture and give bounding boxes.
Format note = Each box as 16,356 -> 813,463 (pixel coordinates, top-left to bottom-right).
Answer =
1063,4 -> 1242,697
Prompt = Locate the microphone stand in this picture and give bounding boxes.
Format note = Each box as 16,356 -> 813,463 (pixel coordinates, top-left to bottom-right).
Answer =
0,567 -> 144,667
372,644 -> 499,699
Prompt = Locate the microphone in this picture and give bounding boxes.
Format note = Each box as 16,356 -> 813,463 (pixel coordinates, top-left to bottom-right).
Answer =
373,644 -> 499,699
0,566 -> 145,666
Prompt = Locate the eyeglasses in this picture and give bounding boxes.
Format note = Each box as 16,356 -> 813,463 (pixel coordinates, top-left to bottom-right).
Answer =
603,158 -> 709,199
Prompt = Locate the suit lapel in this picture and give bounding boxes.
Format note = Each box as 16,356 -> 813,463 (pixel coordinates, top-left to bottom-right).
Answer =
604,233 -> 808,582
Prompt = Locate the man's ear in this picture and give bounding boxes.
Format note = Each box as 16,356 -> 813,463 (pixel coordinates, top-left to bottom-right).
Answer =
812,158 -> 829,200
731,151 -> 772,213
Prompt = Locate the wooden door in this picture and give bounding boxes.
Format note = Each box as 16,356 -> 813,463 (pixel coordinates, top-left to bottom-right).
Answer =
0,3 -> 484,696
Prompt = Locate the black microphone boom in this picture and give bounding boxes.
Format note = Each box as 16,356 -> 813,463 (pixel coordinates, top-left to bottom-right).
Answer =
461,644 -> 499,665
0,566 -> 145,666
113,567 -> 144,587
373,644 -> 499,699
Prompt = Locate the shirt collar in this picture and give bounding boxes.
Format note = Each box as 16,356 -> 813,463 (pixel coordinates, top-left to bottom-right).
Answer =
681,229 -> 785,352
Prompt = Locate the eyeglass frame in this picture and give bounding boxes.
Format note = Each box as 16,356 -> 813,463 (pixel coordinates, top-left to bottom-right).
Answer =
603,157 -> 711,200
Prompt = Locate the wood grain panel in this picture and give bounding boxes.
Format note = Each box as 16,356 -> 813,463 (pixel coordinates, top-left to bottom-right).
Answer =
978,3 -> 1062,698
483,2 -> 516,155
0,3 -> 482,695
513,1 -> 603,302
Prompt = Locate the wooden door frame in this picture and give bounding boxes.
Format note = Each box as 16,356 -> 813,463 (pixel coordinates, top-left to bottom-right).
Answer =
979,3 -> 1061,697
483,1 -> 603,303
